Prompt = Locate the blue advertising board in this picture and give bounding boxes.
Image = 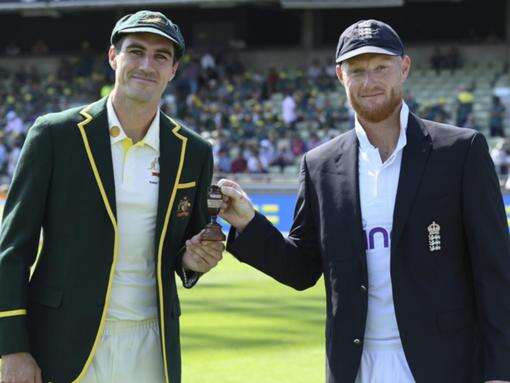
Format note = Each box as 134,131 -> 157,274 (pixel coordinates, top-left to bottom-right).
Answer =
504,195 -> 510,229
219,193 -> 297,234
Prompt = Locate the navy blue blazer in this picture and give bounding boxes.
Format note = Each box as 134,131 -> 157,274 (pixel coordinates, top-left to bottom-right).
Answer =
227,113 -> 510,383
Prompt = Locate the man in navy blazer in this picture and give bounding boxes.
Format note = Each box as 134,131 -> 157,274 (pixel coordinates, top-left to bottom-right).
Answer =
219,20 -> 510,383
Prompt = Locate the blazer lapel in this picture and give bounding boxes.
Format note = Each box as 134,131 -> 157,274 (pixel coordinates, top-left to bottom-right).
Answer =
335,131 -> 366,259
77,97 -> 117,224
391,113 -> 432,248
155,114 -> 184,243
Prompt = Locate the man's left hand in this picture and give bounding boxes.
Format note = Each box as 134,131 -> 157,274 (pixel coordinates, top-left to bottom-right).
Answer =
182,230 -> 224,273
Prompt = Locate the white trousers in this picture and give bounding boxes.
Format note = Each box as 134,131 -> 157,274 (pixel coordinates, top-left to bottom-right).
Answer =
82,318 -> 164,383
355,340 -> 415,383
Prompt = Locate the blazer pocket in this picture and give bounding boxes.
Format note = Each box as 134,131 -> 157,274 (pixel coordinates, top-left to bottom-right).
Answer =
436,307 -> 475,335
176,181 -> 196,189
416,193 -> 451,205
29,286 -> 63,309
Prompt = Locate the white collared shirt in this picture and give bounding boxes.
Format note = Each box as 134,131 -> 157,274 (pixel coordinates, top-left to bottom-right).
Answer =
106,96 -> 160,321
356,102 -> 410,346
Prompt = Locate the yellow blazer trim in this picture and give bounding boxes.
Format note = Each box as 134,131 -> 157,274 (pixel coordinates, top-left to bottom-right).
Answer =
157,117 -> 188,383
176,181 -> 196,189
72,105 -> 120,383
0,309 -> 27,318
30,235 -> 44,280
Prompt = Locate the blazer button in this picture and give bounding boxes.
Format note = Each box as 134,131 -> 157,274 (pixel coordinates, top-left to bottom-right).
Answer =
353,338 -> 361,345
360,285 -> 367,292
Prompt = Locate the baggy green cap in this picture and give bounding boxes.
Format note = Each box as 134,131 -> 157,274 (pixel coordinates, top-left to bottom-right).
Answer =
111,10 -> 185,60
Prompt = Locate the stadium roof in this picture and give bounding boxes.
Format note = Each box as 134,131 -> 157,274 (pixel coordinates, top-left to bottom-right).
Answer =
0,0 -> 407,12
280,0 -> 403,8
0,0 -> 273,12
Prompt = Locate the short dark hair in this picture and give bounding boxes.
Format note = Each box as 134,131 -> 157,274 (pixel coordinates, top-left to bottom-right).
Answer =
112,34 -> 180,64
113,36 -> 125,53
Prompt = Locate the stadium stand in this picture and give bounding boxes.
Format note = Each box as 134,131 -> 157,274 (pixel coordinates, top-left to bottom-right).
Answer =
0,0 -> 508,189
0,46 -> 510,187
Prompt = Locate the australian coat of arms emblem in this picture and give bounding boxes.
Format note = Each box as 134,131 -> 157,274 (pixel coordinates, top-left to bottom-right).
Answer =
176,196 -> 191,218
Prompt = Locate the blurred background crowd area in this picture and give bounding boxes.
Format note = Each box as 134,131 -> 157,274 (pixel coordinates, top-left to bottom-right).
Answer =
1,46 -> 510,183
1,0 -> 510,187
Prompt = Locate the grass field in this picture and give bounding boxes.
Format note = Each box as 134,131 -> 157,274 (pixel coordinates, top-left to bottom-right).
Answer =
178,253 -> 326,383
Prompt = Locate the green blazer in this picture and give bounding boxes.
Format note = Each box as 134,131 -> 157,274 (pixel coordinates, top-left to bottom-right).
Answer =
0,97 -> 213,383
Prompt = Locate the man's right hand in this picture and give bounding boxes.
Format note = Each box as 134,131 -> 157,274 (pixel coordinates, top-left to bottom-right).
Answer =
218,179 -> 255,233
1,352 -> 42,383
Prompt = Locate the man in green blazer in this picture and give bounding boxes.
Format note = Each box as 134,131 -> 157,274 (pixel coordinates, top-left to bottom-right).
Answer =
0,10 -> 223,383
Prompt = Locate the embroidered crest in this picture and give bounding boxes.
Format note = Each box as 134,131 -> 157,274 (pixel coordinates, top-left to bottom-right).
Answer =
427,221 -> 441,252
140,15 -> 168,28
355,21 -> 376,40
176,196 -> 191,218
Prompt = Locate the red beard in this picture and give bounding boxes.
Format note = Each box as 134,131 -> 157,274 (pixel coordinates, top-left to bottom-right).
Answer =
349,86 -> 402,123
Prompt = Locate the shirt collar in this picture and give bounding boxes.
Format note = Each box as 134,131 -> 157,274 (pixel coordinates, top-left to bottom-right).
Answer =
106,96 -> 160,153
354,101 -> 409,157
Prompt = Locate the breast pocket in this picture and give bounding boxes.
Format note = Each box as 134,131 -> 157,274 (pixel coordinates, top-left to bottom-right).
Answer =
415,192 -> 451,207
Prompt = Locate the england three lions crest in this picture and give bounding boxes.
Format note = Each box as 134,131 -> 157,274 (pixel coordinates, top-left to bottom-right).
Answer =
427,221 -> 441,252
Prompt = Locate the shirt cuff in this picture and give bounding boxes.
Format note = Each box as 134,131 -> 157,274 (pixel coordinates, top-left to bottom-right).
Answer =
181,266 -> 200,288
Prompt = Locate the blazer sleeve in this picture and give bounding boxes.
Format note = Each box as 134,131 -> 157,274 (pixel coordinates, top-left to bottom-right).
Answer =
462,132 -> 510,380
0,118 -> 53,356
226,154 -> 322,291
175,144 -> 213,288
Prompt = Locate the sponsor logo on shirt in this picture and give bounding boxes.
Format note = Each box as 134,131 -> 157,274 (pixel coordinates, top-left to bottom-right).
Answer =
363,226 -> 391,250
149,157 -> 160,185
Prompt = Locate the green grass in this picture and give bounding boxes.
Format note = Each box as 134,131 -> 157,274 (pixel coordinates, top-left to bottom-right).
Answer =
178,253 -> 326,383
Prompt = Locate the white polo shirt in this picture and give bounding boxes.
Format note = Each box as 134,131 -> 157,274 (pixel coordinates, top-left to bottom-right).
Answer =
355,104 -> 414,380
106,97 -> 160,321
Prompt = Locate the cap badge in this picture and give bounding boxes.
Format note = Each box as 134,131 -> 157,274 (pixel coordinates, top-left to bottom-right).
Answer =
140,15 -> 167,28
356,21 -> 376,39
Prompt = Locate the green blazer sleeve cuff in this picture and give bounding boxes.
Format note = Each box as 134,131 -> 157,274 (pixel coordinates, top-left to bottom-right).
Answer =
0,313 -> 30,356
175,246 -> 201,289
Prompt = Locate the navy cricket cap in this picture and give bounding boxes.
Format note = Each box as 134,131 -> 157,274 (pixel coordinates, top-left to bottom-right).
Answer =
335,19 -> 404,64
111,10 -> 185,60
